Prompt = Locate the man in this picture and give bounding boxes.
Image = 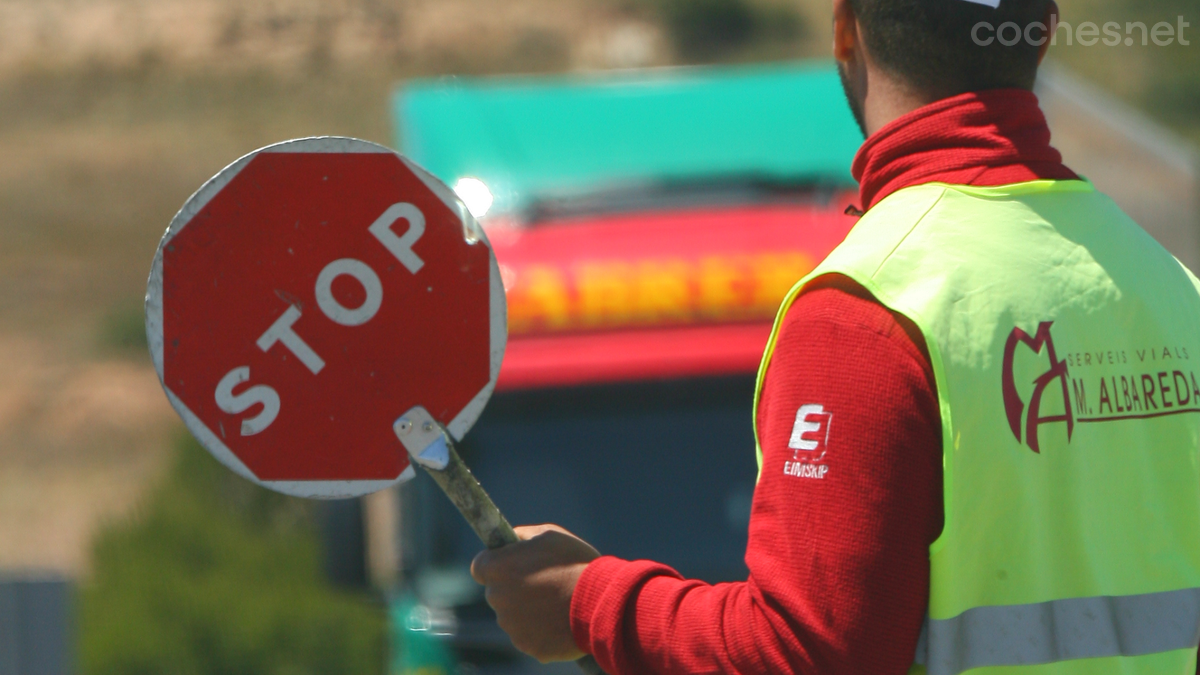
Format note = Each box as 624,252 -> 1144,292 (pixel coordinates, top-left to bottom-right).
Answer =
471,0 -> 1200,672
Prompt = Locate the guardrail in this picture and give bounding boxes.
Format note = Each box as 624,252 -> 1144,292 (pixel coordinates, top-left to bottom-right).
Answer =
0,574 -> 73,675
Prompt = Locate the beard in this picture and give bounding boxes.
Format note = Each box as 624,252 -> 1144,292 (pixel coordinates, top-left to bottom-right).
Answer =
837,61 -> 868,138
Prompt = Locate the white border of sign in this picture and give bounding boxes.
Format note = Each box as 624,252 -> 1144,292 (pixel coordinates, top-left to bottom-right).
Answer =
145,137 -> 507,500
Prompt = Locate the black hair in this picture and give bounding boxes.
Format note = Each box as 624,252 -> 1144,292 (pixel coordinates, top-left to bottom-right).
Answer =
848,0 -> 1052,98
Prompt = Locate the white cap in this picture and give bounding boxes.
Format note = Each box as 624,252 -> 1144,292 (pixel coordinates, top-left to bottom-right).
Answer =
960,0 -> 1002,7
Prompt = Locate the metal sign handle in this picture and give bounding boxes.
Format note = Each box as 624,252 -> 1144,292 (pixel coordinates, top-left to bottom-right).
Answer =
395,407 -> 606,675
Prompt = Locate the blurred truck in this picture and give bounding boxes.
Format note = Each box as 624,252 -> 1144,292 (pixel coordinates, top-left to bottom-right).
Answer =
387,61 -> 863,674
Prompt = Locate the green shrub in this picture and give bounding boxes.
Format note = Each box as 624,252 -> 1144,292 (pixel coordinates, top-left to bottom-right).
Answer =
653,0 -> 807,62
97,305 -> 149,355
1112,0 -> 1200,143
80,435 -> 385,675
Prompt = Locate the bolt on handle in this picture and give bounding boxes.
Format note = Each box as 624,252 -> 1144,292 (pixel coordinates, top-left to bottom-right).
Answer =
422,438 -> 519,549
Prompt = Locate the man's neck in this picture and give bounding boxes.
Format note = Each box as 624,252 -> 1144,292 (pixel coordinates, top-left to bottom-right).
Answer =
860,76 -> 937,138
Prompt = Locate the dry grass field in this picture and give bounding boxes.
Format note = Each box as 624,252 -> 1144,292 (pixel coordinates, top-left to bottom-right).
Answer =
0,0 -> 1194,576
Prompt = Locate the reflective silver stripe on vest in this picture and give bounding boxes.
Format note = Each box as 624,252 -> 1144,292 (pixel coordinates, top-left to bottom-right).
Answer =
914,588 -> 1200,675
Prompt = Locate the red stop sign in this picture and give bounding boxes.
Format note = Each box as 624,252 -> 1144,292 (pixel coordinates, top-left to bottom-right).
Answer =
147,137 -> 506,498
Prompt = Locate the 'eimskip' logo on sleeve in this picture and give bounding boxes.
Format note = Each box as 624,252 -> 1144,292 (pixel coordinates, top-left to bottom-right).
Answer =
788,404 -> 832,463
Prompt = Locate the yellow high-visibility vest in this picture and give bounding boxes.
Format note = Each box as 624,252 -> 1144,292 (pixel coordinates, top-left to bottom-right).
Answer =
755,180 -> 1200,674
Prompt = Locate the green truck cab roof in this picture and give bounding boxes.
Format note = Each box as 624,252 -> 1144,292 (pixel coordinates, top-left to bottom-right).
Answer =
392,61 -> 863,216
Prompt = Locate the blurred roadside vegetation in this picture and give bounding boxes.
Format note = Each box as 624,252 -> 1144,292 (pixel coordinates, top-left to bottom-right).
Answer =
1049,0 -> 1200,144
644,0 -> 809,61
0,66 -> 399,673
97,305 -> 150,356
1133,0 -> 1199,141
0,0 -> 1191,672
1,0 -> 1188,360
80,435 -> 385,674
643,0 -> 1200,143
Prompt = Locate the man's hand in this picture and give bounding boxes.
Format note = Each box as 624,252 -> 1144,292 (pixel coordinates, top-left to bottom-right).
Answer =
470,524 -> 600,662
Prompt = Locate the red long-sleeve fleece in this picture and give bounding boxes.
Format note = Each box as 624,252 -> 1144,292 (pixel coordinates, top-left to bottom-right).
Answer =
570,89 -> 1080,675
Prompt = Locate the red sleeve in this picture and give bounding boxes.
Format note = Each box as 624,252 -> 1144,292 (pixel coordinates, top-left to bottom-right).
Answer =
570,284 -> 944,675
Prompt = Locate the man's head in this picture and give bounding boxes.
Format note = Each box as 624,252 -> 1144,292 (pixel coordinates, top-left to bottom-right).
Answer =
834,0 -> 1057,135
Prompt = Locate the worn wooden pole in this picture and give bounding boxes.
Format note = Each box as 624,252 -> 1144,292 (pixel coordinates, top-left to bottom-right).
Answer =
395,407 -> 606,675
422,441 -> 517,548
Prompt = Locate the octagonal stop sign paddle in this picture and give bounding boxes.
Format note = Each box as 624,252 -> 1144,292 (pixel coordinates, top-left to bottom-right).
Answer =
145,137 -> 605,675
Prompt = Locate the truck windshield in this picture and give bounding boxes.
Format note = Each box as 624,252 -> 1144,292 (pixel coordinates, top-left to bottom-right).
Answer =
519,178 -> 846,223
404,375 -> 759,587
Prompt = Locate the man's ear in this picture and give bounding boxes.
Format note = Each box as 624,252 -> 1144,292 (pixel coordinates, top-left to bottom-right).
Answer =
833,0 -> 860,65
1038,0 -> 1060,64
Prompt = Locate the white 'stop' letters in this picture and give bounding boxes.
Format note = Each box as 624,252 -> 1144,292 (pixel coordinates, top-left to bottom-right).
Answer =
370,202 -> 425,274
315,258 -> 384,326
215,366 -> 281,436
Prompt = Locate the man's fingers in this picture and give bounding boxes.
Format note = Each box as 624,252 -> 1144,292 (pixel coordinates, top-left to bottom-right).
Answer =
465,523 -> 598,663
474,525 -> 563,587
514,523 -> 561,540
470,549 -> 494,584
471,538 -> 529,585
473,525 -> 600,589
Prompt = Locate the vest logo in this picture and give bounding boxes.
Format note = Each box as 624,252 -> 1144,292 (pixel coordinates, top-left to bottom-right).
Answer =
1001,321 -> 1200,453
1002,321 -> 1074,453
